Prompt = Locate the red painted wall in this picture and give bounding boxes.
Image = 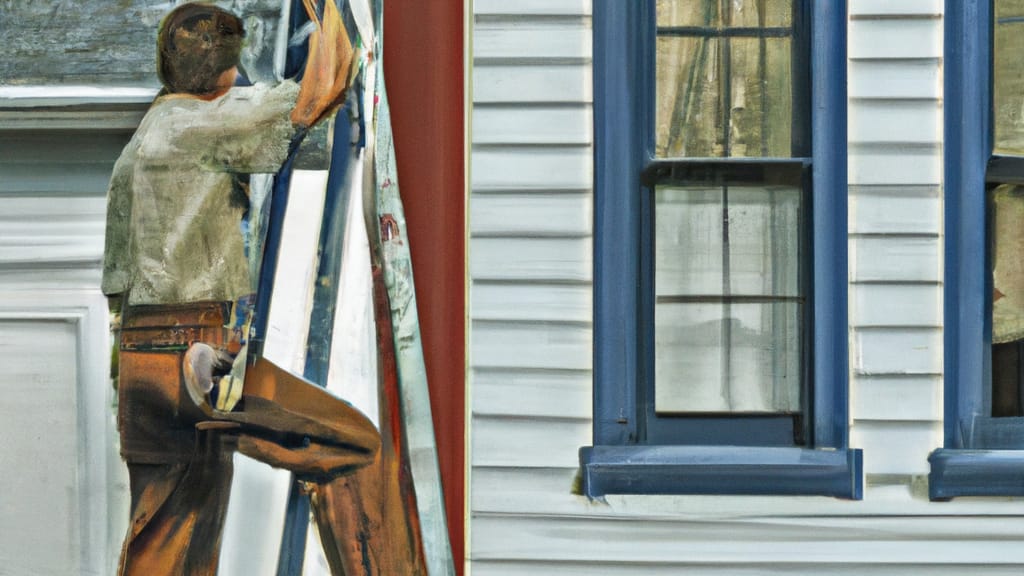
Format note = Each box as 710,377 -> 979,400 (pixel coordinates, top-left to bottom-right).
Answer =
384,2 -> 465,573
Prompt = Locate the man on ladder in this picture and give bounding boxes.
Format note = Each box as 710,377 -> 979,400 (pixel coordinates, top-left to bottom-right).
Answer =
102,2 -> 426,573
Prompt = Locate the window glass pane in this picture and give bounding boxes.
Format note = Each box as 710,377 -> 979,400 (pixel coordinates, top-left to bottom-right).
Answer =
655,36 -> 793,157
655,302 -> 801,413
729,37 -> 793,157
657,0 -> 720,26
990,183 -> 1024,417
991,342 -> 1024,417
655,186 -> 801,296
656,37 -> 723,157
994,0 -> 1024,154
654,185 -> 803,413
732,0 -> 792,27
656,0 -> 792,28
992,184 -> 1024,344
655,187 -> 725,294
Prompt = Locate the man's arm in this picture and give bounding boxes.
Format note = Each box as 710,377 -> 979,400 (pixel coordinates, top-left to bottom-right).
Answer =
290,0 -> 358,129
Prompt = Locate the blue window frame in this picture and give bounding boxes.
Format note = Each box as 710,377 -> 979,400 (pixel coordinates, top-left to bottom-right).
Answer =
579,0 -> 861,499
929,0 -> 1024,500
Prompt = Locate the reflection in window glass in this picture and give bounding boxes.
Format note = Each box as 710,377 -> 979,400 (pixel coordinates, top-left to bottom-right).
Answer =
654,186 -> 803,413
994,0 -> 1024,154
991,184 -> 1024,416
992,184 -> 1024,344
656,0 -> 792,28
656,37 -> 723,157
730,37 -> 792,157
655,0 -> 794,158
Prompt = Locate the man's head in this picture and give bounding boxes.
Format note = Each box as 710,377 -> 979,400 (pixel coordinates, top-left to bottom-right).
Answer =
157,3 -> 246,95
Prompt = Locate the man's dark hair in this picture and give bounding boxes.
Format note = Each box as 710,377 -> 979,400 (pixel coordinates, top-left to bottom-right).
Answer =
157,3 -> 246,95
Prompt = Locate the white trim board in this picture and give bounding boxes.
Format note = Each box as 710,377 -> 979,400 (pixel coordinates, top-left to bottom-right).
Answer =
0,290 -> 124,576
0,85 -> 159,108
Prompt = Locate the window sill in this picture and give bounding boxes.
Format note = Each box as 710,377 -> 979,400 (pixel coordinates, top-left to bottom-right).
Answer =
928,448 -> 1024,500
579,445 -> 863,500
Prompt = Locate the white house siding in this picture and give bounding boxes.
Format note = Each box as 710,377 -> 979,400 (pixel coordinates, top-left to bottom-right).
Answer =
0,122 -> 134,575
469,1 -> 1024,575
847,0 -> 944,480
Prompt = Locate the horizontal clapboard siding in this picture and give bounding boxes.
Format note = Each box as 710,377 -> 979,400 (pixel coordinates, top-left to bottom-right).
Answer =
472,320 -> 592,371
473,368 -> 592,420
848,61 -> 940,99
471,463 -> 1024,518
473,107 -> 592,145
847,3 -> 944,481
466,1 -> 1024,575
849,0 -> 942,15
841,0 -> 941,494
469,13 -> 594,549
474,0 -> 591,16
848,186 -> 941,234
0,195 -> 106,266
472,146 -> 592,191
471,238 -> 591,282
851,284 -> 941,327
0,127 -> 133,288
472,282 -> 591,322
474,65 -> 592,104
471,515 -> 1024,565
851,237 -> 942,283
0,130 -> 132,192
468,1 -> 596,573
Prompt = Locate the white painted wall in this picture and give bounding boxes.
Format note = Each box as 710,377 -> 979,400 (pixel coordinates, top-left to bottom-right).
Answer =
0,126 -> 132,576
468,0 -> 1024,574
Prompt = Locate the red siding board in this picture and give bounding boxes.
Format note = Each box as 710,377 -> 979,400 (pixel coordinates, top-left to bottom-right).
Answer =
384,2 -> 465,573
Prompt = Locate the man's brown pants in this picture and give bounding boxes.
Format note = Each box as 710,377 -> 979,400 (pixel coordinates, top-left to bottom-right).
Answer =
115,301 -> 421,575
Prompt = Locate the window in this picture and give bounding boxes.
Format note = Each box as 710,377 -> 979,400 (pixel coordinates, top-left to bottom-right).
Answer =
929,0 -> 1024,499
987,0 -> 1024,421
580,0 -> 861,499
